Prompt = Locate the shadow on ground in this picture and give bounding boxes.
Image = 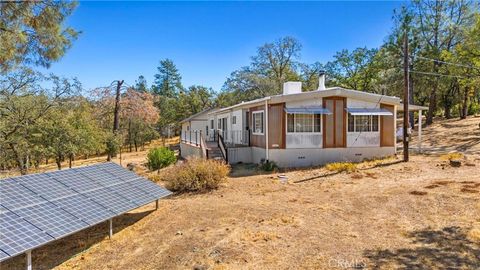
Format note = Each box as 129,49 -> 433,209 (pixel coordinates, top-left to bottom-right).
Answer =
0,210 -> 154,270
364,226 -> 480,269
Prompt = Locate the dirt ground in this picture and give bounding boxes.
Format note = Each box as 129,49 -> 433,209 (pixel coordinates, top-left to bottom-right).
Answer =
1,117 -> 480,270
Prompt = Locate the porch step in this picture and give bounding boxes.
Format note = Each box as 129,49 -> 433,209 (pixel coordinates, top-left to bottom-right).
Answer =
207,147 -> 225,160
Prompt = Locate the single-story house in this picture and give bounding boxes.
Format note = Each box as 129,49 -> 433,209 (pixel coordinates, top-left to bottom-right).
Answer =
180,73 -> 427,167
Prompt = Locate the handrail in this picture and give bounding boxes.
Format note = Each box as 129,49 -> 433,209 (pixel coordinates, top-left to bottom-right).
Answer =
217,134 -> 228,163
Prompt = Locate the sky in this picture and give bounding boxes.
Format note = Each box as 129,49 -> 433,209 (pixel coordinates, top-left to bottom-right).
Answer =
41,1 -> 405,92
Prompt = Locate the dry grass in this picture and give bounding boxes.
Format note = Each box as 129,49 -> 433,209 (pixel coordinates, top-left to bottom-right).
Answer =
1,119 -> 480,270
440,152 -> 465,161
325,162 -> 357,173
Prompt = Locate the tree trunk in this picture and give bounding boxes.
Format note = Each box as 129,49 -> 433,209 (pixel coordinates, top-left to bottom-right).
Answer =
461,86 -> 469,119
128,120 -> 132,152
134,139 -> 138,152
69,154 -> 74,169
56,155 -> 62,170
113,80 -> 124,134
444,103 -> 452,119
10,143 -> 28,175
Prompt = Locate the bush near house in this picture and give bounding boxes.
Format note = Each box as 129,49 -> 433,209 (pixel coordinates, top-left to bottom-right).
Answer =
147,147 -> 176,171
164,158 -> 230,192
259,160 -> 278,172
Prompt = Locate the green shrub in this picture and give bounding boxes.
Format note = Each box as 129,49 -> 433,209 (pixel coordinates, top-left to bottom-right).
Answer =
147,147 -> 176,171
468,102 -> 480,116
259,160 -> 278,172
325,162 -> 357,173
164,158 -> 230,192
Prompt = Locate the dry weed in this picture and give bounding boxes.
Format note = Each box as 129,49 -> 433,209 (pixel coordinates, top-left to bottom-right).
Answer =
440,152 -> 464,161
325,162 -> 357,173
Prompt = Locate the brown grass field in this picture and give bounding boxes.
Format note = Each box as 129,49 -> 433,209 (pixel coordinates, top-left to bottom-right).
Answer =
1,117 -> 480,270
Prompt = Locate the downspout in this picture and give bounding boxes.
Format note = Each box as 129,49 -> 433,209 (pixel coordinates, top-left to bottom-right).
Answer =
393,105 -> 397,153
265,99 -> 269,161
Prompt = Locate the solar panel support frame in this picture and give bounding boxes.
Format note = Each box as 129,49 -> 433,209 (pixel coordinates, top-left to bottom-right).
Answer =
0,162 -> 172,269
109,218 -> 113,239
26,250 -> 31,270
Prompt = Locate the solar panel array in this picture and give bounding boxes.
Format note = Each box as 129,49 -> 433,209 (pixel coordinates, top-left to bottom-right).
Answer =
0,162 -> 171,261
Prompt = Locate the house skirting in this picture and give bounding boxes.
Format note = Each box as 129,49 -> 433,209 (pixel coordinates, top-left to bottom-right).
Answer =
180,142 -> 202,159
228,146 -> 395,168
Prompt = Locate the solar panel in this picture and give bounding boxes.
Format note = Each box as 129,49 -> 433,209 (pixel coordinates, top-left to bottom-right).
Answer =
0,206 -> 53,258
14,202 -> 89,239
107,182 -> 157,206
84,187 -> 138,215
0,162 -> 171,263
133,178 -> 173,199
0,179 -> 47,211
0,250 -> 9,261
54,194 -> 115,225
76,166 -> 126,186
99,163 -> 141,182
16,174 -> 76,201
47,169 -> 100,193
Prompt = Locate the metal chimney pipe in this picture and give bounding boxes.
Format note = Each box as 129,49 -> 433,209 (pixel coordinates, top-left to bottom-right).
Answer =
318,71 -> 326,90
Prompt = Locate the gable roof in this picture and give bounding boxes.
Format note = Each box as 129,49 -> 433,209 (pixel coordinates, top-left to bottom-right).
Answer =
212,87 -> 402,114
180,108 -> 218,123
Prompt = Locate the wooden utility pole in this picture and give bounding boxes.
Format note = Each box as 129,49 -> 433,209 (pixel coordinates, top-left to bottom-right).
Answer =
403,33 -> 409,162
113,80 -> 124,133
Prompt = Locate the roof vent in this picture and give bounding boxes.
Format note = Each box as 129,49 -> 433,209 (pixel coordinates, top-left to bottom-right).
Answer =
283,81 -> 302,95
318,71 -> 326,91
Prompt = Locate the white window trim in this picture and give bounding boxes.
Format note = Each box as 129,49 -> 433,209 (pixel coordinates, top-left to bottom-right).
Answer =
252,110 -> 264,135
286,113 -> 322,134
348,114 -> 380,133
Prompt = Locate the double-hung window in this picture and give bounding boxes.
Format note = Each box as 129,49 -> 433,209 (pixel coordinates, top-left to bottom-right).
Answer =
348,115 -> 379,132
252,111 -> 264,135
287,113 -> 321,133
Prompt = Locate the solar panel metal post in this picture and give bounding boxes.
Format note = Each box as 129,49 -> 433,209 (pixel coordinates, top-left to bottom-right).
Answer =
109,218 -> 113,239
26,250 -> 31,270
155,199 -> 159,210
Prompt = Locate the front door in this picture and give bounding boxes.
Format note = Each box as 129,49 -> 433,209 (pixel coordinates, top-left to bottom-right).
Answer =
323,97 -> 346,148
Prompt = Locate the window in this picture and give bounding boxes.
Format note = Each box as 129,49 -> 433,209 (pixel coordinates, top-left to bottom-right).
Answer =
232,116 -> 237,124
218,119 -> 221,129
252,111 -> 264,135
371,115 -> 379,131
286,113 -> 322,133
355,115 -> 370,132
210,120 -> 214,129
348,115 -> 379,132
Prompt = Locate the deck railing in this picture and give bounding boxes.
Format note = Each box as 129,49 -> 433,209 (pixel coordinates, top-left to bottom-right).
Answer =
210,130 -> 249,146
181,130 -> 203,146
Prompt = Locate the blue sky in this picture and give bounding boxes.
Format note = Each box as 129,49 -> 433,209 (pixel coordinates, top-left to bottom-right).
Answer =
42,1 -> 405,92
